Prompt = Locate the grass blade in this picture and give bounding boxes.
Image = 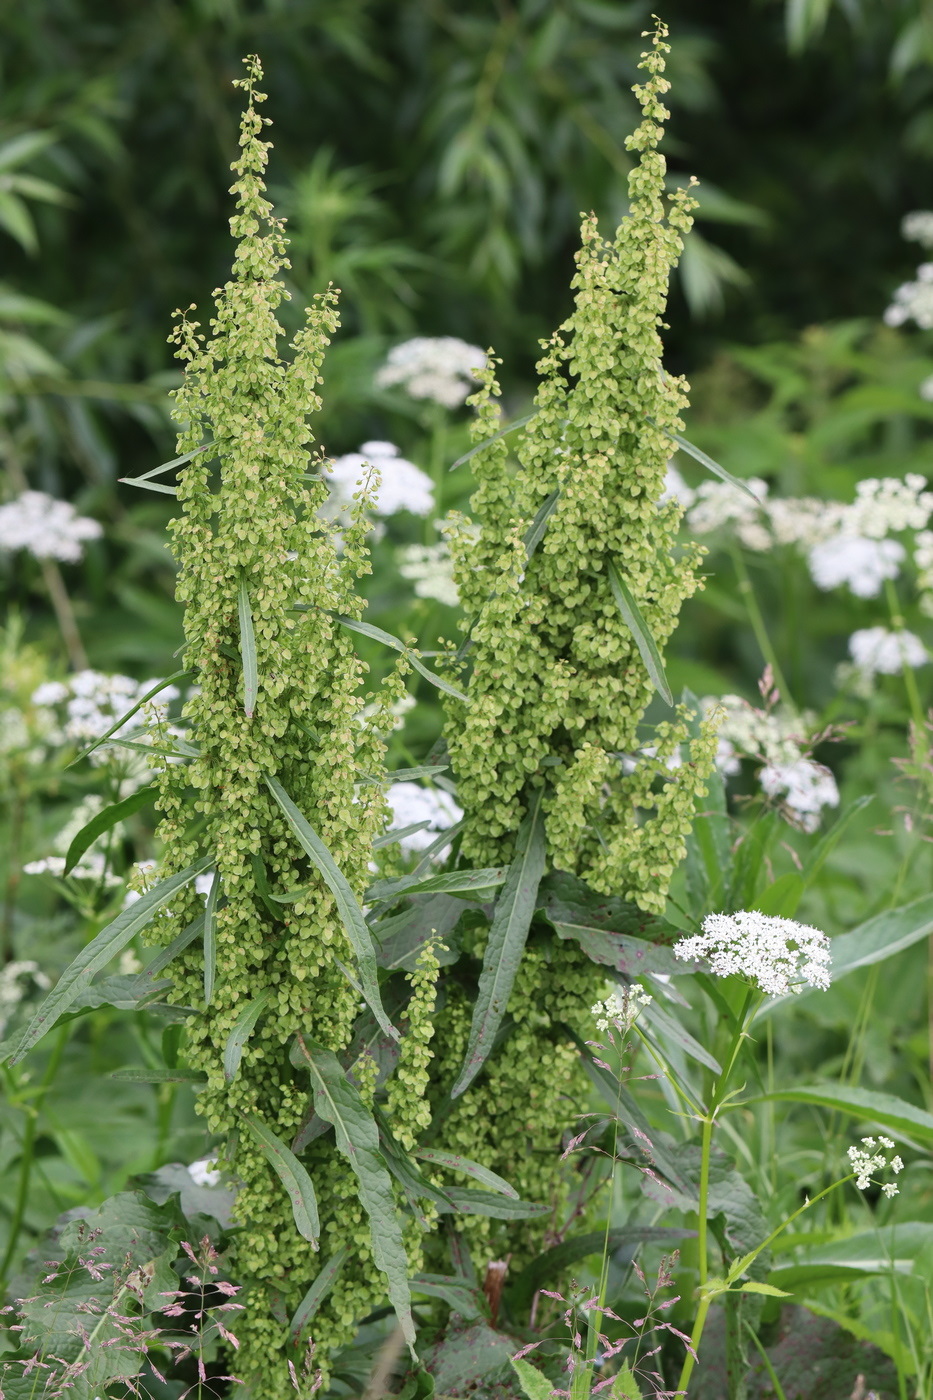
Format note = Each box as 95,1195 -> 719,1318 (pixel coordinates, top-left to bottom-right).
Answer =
448,411 -> 537,471
223,989 -> 271,1083
289,1246 -> 349,1348
237,578 -> 258,718
522,488 -> 560,561
203,872 -> 219,1007
607,559 -> 673,707
294,1036 -> 416,1351
413,1148 -> 518,1198
239,1111 -> 320,1247
265,777 -> 398,1042
64,785 -> 156,875
451,791 -> 546,1098
668,431 -> 762,500
67,670 -> 192,767
7,857 -> 211,1064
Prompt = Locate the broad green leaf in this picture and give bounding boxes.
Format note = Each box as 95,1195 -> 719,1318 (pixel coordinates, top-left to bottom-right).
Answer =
293,1037 -> 415,1350
448,411 -> 536,470
329,612 -> 467,701
508,1225 -> 696,1306
67,670 -> 193,766
7,857 -> 211,1064
368,866 -> 506,903
64,784 -> 156,875
668,431 -> 762,500
373,892 -> 466,972
111,1068 -> 207,1084
755,1083 -> 933,1145
223,990 -> 272,1083
414,1147 -> 518,1198
523,488 -> 560,561
738,1281 -> 791,1297
607,559 -> 673,707
0,130 -> 57,173
609,1359 -> 643,1399
239,1110 -> 320,1247
550,922 -> 688,979
412,1273 -> 487,1322
203,871 -> 219,1006
451,791 -> 547,1097
289,1246 -> 349,1347
509,1357 -> 553,1400
237,578 -> 259,718
265,776 -> 397,1042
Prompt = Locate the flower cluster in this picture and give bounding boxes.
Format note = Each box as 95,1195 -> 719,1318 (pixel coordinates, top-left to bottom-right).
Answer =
591,983 -> 652,1034
396,541 -> 458,605
848,626 -> 928,676
385,781 -> 463,856
32,671 -> 177,751
0,490 -> 102,563
848,1136 -> 903,1198
375,336 -> 487,408
0,960 -> 50,1038
674,910 -> 831,996
326,440 -> 434,519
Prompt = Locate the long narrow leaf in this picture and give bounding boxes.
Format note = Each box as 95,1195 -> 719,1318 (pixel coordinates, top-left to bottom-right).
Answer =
68,670 -> 192,767
118,477 -> 178,496
509,1226 -> 697,1307
754,1084 -> 933,1146
64,785 -> 155,875
237,578 -> 259,718
111,1068 -> 207,1084
265,777 -> 398,1042
294,1037 -> 415,1351
408,653 -> 468,702
130,913 -> 204,993
7,857 -> 211,1064
223,990 -> 271,1083
522,488 -> 560,561
239,1110 -> 320,1247
414,1147 -> 518,1198
289,1247 -> 349,1348
668,431 -> 762,500
203,872 -> 219,1007
451,791 -> 547,1098
329,613 -> 467,702
607,560 -> 673,707
449,411 -> 537,471
373,820 -> 432,851
383,765 -> 449,783
120,441 -> 213,483
367,866 -> 506,903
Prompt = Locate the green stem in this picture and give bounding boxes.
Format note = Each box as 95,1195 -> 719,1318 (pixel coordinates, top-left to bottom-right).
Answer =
676,1293 -> 711,1394
0,1027 -> 67,1284
696,1115 -> 713,1291
730,545 -> 793,708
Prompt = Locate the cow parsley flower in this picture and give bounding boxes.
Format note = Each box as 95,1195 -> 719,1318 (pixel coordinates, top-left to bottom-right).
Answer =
902,211 -> 933,248
591,983 -> 652,1034
848,1136 -> 903,1197
886,262 -> 933,329
759,758 -> 840,832
674,910 -> 831,997
397,541 -> 459,605
686,477 -> 769,547
846,475 -> 933,538
375,337 -> 487,409
385,781 -> 463,857
0,490 -> 103,563
327,441 -> 434,518
807,533 -> 905,598
188,1158 -> 222,1187
658,463 -> 695,510
849,626 -> 928,675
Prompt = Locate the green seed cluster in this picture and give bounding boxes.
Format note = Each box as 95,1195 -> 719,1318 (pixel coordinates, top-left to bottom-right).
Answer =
386,940 -> 442,1150
150,58 -> 405,1395
446,23 -> 718,912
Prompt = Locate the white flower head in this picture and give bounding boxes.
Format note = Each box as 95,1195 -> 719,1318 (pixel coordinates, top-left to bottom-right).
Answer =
187,1158 -> 222,1188
686,477 -> 769,547
385,781 -> 463,858
658,462 -> 695,510
375,337 -> 487,409
327,441 -> 434,518
847,475 -> 933,538
807,533 -> 904,597
674,910 -> 831,997
886,262 -> 933,329
759,758 -> 840,832
0,491 -> 103,563
903,211 -> 933,248
849,626 -> 928,675
847,1136 -> 903,1196
397,541 -> 459,606
591,983 -> 652,1035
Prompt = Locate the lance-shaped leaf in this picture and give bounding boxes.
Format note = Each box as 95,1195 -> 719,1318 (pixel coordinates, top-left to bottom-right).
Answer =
413,1148 -> 518,1199
202,872 -> 219,1007
509,1225 -> 697,1307
451,791 -> 546,1098
607,559 -> 673,707
223,990 -> 272,1083
752,1083 -> 933,1146
237,578 -> 259,718
289,1246 -> 349,1348
436,1189 -> 549,1221
522,488 -> 560,562
7,857 -> 211,1064
64,785 -> 156,875
265,777 -> 398,1042
373,819 -> 432,851
328,613 -> 467,701
67,670 -> 192,767
294,1036 -> 415,1351
367,866 -> 506,903
239,1110 -> 320,1248
411,1274 -> 488,1322
448,411 -> 536,471
119,441 -> 213,487
666,431 -> 761,500
111,1068 -> 207,1084
131,913 -> 204,994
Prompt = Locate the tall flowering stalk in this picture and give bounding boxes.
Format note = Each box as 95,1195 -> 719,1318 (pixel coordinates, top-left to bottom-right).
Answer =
150,58 -> 412,1396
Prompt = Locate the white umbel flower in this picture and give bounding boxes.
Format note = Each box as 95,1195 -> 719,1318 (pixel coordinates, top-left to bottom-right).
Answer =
327,441 -> 434,518
807,533 -> 905,598
903,211 -> 933,248
673,910 -> 831,996
0,490 -> 103,563
375,337 -> 487,409
686,477 -> 768,547
886,262 -> 933,329
591,983 -> 652,1034
397,541 -> 459,606
187,1158 -> 222,1187
849,626 -> 928,675
759,758 -> 840,832
847,475 -> 933,538
658,462 -> 695,510
385,781 -> 464,857
848,1136 -> 904,1197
